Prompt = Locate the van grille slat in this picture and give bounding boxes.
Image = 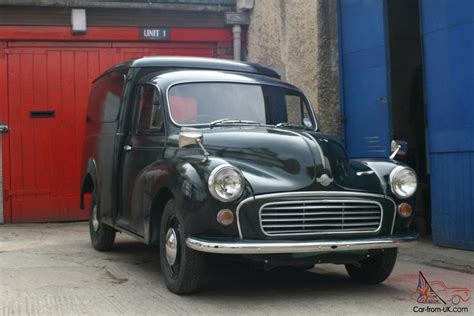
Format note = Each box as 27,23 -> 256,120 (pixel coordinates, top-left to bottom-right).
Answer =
264,205 -> 378,210
261,210 -> 380,216
263,222 -> 381,228
261,216 -> 381,222
259,200 -> 383,236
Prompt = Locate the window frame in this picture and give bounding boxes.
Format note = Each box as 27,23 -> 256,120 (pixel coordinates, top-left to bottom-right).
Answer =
284,92 -> 314,128
131,84 -> 165,136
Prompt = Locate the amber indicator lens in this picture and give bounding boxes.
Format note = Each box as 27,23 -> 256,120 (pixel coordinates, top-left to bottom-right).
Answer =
217,209 -> 234,226
398,203 -> 413,218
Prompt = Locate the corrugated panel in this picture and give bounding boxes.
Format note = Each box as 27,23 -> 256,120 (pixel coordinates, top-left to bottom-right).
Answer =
420,0 -> 474,250
0,7 -> 70,25
0,0 -> 236,6
420,0 -> 474,34
430,152 -> 474,250
0,7 -> 226,27
87,8 -> 226,27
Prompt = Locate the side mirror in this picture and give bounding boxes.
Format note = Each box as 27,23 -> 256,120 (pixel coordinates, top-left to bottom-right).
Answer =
179,129 -> 209,156
303,117 -> 313,129
390,140 -> 408,159
179,129 -> 203,148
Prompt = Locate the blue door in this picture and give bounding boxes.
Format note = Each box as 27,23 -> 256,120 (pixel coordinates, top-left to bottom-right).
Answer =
339,0 -> 391,158
420,0 -> 474,250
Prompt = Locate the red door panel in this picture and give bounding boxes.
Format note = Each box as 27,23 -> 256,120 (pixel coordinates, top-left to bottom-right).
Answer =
6,42 -> 215,222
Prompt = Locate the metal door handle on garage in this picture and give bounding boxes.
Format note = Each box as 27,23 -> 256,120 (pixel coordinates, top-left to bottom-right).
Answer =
0,124 -> 9,133
123,145 -> 133,151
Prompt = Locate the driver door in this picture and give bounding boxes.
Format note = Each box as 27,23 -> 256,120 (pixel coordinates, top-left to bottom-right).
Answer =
118,84 -> 166,235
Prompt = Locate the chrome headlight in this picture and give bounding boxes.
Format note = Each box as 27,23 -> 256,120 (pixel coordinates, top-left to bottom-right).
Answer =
208,164 -> 244,202
389,166 -> 417,199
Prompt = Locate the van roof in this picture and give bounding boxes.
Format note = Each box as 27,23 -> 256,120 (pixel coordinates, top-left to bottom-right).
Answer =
96,56 -> 281,81
145,69 -> 299,92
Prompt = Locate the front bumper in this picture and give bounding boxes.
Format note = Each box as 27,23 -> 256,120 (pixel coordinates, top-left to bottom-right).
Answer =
186,232 -> 420,255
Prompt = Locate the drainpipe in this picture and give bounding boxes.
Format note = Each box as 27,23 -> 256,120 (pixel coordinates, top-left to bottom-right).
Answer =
227,0 -> 253,61
232,24 -> 242,61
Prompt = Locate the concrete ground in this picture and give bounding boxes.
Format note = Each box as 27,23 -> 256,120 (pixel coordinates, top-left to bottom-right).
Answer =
1,223 -> 473,315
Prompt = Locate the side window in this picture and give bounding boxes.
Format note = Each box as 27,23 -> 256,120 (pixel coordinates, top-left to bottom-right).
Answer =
87,71 -> 125,123
135,85 -> 164,134
285,95 -> 313,129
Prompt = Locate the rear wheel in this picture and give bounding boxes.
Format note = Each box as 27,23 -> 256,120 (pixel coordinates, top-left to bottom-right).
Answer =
159,199 -> 207,294
451,295 -> 462,305
345,248 -> 397,284
89,190 -> 116,251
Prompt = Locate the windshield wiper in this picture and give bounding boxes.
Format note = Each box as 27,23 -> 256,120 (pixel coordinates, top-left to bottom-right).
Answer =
209,118 -> 260,129
276,122 -> 311,130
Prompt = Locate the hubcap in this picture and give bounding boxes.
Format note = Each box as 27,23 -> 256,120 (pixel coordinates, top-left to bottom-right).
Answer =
165,227 -> 178,266
92,205 -> 100,232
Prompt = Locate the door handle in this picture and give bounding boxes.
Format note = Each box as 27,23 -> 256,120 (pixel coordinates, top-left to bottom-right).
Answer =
0,124 -> 9,133
123,145 -> 132,152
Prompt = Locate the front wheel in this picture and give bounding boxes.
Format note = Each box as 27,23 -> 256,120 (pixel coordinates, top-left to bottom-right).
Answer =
159,199 -> 208,294
345,248 -> 398,284
89,190 -> 116,251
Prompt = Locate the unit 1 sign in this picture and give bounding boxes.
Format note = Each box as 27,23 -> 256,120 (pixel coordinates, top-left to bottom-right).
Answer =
140,27 -> 170,40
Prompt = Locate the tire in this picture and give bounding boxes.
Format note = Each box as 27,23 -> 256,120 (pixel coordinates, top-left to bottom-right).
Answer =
89,190 -> 116,252
345,248 -> 398,284
159,199 -> 207,294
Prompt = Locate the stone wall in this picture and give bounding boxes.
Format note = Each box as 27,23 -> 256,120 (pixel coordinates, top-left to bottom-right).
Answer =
246,0 -> 341,136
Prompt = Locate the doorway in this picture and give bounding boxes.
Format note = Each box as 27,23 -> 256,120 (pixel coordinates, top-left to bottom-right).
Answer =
386,0 -> 430,235
338,0 -> 430,234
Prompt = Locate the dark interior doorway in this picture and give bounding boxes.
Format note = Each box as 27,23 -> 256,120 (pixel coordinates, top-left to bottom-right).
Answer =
386,0 -> 430,235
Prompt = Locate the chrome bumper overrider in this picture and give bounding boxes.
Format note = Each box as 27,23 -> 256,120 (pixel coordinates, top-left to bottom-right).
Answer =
186,232 -> 420,255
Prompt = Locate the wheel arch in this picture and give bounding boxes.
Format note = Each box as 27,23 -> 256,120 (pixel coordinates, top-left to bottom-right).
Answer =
80,159 -> 99,209
143,159 -> 206,244
147,187 -> 174,245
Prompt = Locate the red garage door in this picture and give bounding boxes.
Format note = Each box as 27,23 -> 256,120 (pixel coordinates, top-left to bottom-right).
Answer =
5,42 -> 215,222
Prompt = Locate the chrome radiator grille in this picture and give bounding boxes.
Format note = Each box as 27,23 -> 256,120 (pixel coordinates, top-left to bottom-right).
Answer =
259,200 -> 382,236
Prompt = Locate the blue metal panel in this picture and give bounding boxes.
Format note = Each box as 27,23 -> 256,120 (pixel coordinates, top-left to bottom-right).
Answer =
420,0 -> 474,34
420,0 -> 474,250
430,153 -> 474,250
339,0 -> 391,158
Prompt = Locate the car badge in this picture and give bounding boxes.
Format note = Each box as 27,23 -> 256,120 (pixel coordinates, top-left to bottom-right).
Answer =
316,173 -> 333,187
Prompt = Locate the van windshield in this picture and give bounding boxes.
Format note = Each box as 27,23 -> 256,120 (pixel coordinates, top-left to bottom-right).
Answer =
167,82 -> 316,129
